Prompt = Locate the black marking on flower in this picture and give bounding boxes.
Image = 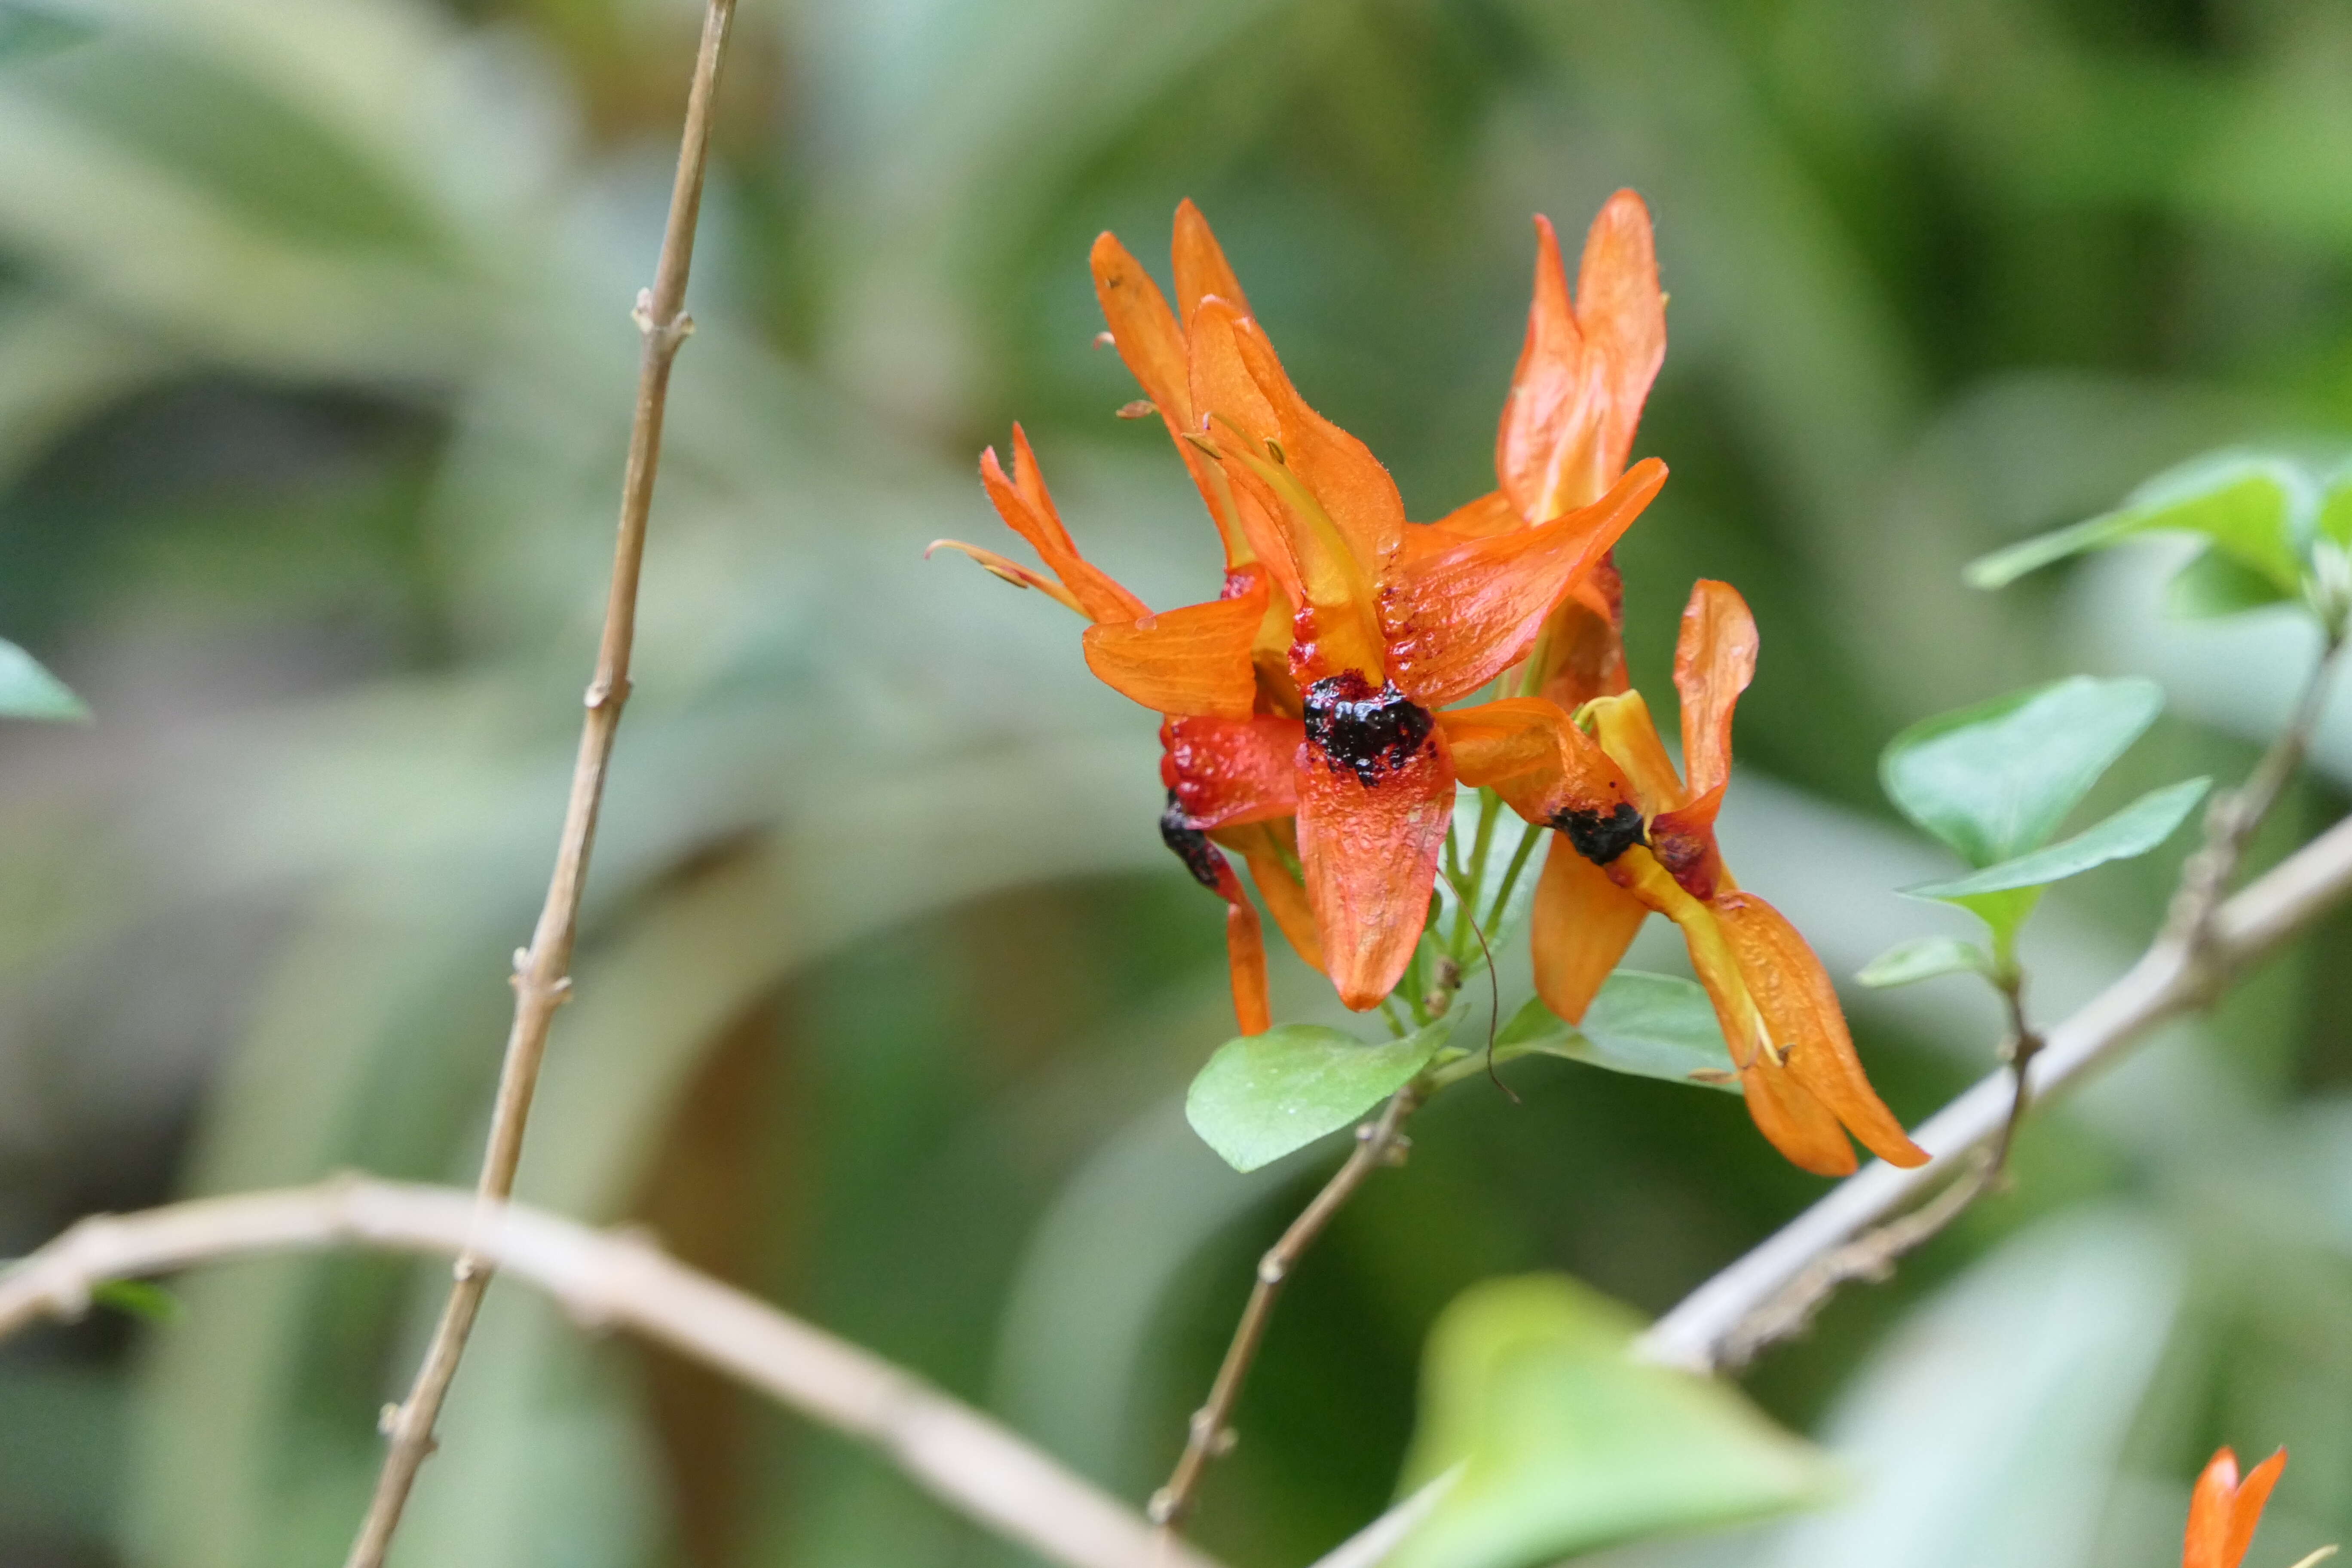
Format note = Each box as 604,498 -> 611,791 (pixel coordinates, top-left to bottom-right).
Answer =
1159,791 -> 1227,892
1303,672 -> 1434,786
1551,801 -> 1647,865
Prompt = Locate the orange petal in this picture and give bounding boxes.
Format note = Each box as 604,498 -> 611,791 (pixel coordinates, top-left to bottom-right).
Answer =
1226,309 -> 1406,576
1173,198 -> 1250,322
1585,688 -> 1687,817
1736,1048 -> 1859,1178
1534,554 -> 1630,710
1427,489 -> 1523,545
925,539 -> 1087,615
1530,835 -> 1647,1021
1163,711 -> 1303,829
1297,675 -> 1453,1009
2224,1450 -> 2288,1568
1216,820 -> 1322,969
1713,891 -> 1927,1168
1436,697 -> 1638,829
1495,195 -> 1666,524
1651,783 -> 1732,901
1161,796 -> 1272,1035
1380,458 -> 1666,709
1675,579 -> 1758,801
1082,571 -> 1269,719
980,431 -> 1149,625
2186,1449 -> 2243,1568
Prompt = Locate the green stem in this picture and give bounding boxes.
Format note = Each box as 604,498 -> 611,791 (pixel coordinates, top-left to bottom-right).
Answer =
1485,820 -> 1544,933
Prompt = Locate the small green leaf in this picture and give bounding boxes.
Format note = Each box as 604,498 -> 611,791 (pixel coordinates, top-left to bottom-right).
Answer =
1967,451 -> 2309,596
1185,1019 -> 1449,1173
94,1279 -> 179,1323
1856,937 -> 1991,989
2165,546 -> 2297,619
0,639 -> 87,721
1880,676 -> 2164,868
1389,1274 -> 1835,1568
1906,776 -> 2209,901
1497,972 -> 1740,1093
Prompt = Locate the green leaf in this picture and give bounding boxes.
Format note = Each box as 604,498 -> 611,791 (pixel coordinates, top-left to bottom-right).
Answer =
94,1279 -> 178,1323
1880,676 -> 2164,867
0,638 -> 87,720
2323,472 -> 2352,549
1856,936 -> 1991,989
1495,972 -> 1740,1093
1905,776 -> 2210,901
1966,450 -> 2309,596
1389,1275 -> 1834,1568
2165,546 -> 2297,619
1185,1018 -> 1450,1173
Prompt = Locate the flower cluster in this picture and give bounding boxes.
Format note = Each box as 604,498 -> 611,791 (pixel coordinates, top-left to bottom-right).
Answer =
937,197 -> 1924,1176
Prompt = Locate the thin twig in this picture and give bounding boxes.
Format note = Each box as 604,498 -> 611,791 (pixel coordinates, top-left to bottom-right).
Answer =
1151,1081 -> 1425,1533
0,1179 -> 1222,1568
343,6 -> 736,1563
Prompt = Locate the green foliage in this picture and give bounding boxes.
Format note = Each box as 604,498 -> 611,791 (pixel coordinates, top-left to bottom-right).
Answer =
1968,448 -> 2352,632
1496,972 -> 1740,1094
0,636 -> 83,720
1389,1275 -> 1833,1568
1905,776 -> 2209,903
1185,1018 -> 1450,1173
93,1279 -> 178,1323
1855,935 -> 1990,990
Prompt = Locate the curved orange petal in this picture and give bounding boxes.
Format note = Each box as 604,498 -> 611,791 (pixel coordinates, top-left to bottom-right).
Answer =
1297,676 -> 1453,1009
1226,309 -> 1406,575
1585,689 -> 1687,818
1530,836 -> 1647,1022
1161,800 -> 1272,1035
1082,571 -> 1268,720
1216,820 -> 1322,969
1436,697 -> 1638,829
1163,711 -> 1303,829
1426,489 -> 1523,545
2224,1450 -> 2288,1568
1380,458 -> 1666,709
1713,892 -> 1926,1168
1173,198 -> 1250,322
925,539 -> 1087,615
2187,1449 -> 2243,1568
1496,193 -> 1666,524
1736,1047 -> 1859,1178
980,431 -> 1149,625
1534,556 -> 1630,711
1675,579 -> 1758,801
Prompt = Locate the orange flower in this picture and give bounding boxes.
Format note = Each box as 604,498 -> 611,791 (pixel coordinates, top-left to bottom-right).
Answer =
1449,581 -> 1925,1176
2185,1448 -> 2288,1568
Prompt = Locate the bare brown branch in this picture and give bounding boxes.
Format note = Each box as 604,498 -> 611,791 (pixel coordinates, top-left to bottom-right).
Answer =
343,4 -> 738,1562
0,1180 -> 1222,1568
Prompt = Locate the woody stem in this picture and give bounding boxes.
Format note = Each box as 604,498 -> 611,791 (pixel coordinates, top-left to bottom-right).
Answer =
339,7 -> 735,1565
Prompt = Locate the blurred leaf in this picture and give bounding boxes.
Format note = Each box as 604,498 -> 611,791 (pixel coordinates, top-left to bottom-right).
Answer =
0,1 -> 92,61
1185,1018 -> 1450,1173
1966,450 -> 2314,596
1905,777 -> 2209,903
1390,1274 -> 1834,1568
0,634 -> 86,719
2323,474 -> 2352,549
1856,936 -> 1991,990
95,1277 -> 180,1322
1496,972 -> 1740,1094
1880,676 -> 2165,868
2164,546 -> 2297,619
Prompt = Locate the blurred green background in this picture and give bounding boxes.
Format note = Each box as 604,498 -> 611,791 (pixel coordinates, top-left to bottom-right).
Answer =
2,0 -> 2351,1565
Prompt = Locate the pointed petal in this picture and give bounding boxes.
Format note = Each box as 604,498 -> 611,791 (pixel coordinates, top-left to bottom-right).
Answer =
980,433 -> 1148,625
1714,892 -> 1927,1168
1173,198 -> 1250,322
1164,711 -> 1303,829
2223,1450 -> 2287,1568
1083,571 -> 1269,719
2186,1449 -> 2242,1568
1437,697 -> 1638,828
1227,308 -> 1407,574
1090,232 -> 1191,423
1297,692 -> 1452,1009
925,539 -> 1087,615
1530,835 -> 1647,1021
1427,489 -> 1522,544
1675,579 -> 1758,800
1736,1047 -> 1859,1177
1162,796 -> 1271,1034
1495,195 -> 1665,522
1216,820 -> 1322,969
1586,688 -> 1688,817
1381,458 -> 1666,708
